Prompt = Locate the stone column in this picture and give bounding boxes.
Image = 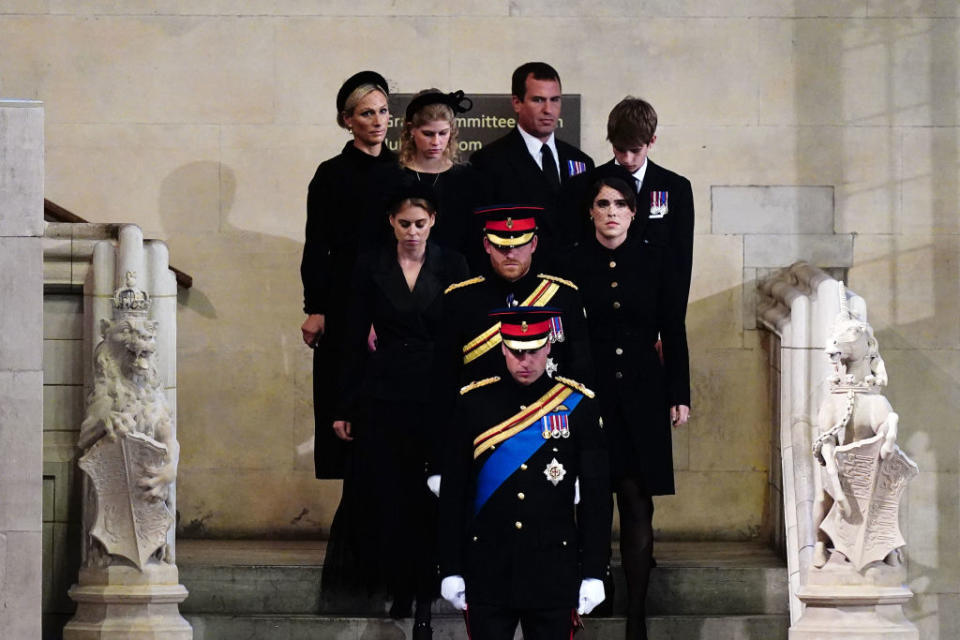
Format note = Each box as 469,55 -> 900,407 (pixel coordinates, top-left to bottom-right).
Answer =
0,99 -> 45,640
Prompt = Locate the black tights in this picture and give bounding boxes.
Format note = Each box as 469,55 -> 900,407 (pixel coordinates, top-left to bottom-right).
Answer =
617,476 -> 654,640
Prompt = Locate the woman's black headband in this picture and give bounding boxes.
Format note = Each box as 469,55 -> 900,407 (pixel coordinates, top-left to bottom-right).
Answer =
336,70 -> 389,113
404,90 -> 474,123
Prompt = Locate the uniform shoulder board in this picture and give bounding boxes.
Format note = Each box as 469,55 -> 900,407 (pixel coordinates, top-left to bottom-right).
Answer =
554,375 -> 595,399
460,376 -> 501,395
445,275 -> 485,294
537,273 -> 579,290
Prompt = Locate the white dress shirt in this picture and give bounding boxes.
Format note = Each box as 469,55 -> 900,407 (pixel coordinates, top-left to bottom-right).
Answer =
517,126 -> 561,176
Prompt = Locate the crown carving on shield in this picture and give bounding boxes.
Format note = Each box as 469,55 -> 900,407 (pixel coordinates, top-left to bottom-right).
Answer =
113,271 -> 151,315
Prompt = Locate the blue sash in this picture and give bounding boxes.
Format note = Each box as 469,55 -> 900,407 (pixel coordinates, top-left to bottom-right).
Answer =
474,391 -> 584,514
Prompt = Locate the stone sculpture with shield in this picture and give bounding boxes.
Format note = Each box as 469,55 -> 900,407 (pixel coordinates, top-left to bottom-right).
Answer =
64,264 -> 192,639
791,282 -> 919,639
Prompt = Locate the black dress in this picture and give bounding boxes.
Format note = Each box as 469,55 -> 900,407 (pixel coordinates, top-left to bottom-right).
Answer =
569,233 -> 690,495
321,242 -> 469,601
301,141 -> 398,478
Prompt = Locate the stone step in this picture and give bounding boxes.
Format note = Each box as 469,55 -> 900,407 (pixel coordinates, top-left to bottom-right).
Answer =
184,613 -> 790,640
176,540 -> 788,617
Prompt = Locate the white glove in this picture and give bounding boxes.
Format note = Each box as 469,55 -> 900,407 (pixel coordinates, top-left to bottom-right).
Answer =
441,575 -> 467,611
577,578 -> 605,615
426,475 -> 441,497
574,477 -> 580,505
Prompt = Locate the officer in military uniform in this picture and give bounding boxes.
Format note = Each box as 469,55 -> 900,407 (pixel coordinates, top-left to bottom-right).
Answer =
437,204 -> 593,394
438,307 -> 611,640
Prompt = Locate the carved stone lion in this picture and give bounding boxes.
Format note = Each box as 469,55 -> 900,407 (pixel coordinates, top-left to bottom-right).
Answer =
79,316 -> 179,503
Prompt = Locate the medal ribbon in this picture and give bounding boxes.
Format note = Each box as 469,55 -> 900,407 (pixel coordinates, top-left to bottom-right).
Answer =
461,281 -> 561,364
473,384 -> 573,457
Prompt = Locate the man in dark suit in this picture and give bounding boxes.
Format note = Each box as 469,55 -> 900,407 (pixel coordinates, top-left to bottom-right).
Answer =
470,62 -> 595,260
597,97 -> 695,313
438,307 -> 611,640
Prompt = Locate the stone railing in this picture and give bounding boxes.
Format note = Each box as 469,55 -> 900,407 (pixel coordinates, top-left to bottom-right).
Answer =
757,262 -> 860,622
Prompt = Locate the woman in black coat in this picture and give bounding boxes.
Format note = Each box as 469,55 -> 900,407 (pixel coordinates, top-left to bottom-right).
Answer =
569,172 -> 690,640
323,184 -> 469,640
300,70 -> 399,479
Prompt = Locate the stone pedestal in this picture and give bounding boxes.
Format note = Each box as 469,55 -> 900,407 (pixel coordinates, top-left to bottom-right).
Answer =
64,564 -> 191,639
790,556 -> 918,639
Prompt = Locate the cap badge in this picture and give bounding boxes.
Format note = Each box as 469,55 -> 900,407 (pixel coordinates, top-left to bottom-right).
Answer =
521,321 -> 528,333
506,217 -> 514,229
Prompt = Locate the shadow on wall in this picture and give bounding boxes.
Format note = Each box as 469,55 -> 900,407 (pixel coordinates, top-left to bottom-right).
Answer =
157,159 -> 332,539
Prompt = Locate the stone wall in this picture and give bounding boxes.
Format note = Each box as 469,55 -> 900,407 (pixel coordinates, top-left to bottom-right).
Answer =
0,100 -> 44,640
2,3 -> 959,635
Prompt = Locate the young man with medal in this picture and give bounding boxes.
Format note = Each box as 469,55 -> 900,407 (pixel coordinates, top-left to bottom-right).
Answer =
438,307 -> 611,640
595,97 -> 695,313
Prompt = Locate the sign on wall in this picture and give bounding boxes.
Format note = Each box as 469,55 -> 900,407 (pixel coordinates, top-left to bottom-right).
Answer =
385,94 -> 583,161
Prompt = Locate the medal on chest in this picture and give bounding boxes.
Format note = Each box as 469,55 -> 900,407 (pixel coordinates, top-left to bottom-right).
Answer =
540,409 -> 570,439
650,191 -> 669,219
544,458 -> 566,486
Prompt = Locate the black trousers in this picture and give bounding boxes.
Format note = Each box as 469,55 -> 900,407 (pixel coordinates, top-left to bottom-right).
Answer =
466,604 -> 576,640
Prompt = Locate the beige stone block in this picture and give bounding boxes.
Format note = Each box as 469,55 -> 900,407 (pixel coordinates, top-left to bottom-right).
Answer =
901,126 -> 960,235
0,371 -> 44,531
654,470 -> 767,539
511,1 -> 867,17
42,384 -> 83,431
904,472 -> 959,593
0,0 -> 48,13
687,345 -> 770,473
759,17 -> 960,127
0,16 -> 274,124
0,237 -> 43,370
42,339 -> 83,385
687,285 -> 743,351
0,530 -> 42,639
883,348 -> 960,474
43,0 -> 505,16
449,17 -> 759,129
273,17 -> 452,125
46,124 -> 220,238
689,234 -> 744,303
177,346 -> 295,472
868,0 -> 960,18
176,469 -> 342,537
43,292 -> 83,340
850,234 -> 960,348
0,101 -> 45,237
218,124 -> 335,240
905,593 -> 960,640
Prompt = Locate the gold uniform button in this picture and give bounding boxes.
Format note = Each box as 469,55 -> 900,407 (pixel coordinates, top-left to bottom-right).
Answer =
515,521 -> 523,530
615,347 -> 623,355
609,260 -> 616,268
520,464 -> 528,471
517,492 -> 525,500
613,301 -> 621,310
472,536 -> 478,541
562,540 -> 568,547
611,281 -> 619,288
615,371 -> 623,379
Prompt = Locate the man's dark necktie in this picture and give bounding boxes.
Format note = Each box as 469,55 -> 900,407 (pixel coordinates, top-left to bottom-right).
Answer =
541,144 -> 561,189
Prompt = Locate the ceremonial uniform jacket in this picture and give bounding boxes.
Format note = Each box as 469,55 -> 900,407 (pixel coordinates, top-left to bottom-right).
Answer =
569,234 -> 690,494
597,158 -> 695,313
470,128 -> 594,261
438,372 -> 611,609
437,262 -> 594,395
